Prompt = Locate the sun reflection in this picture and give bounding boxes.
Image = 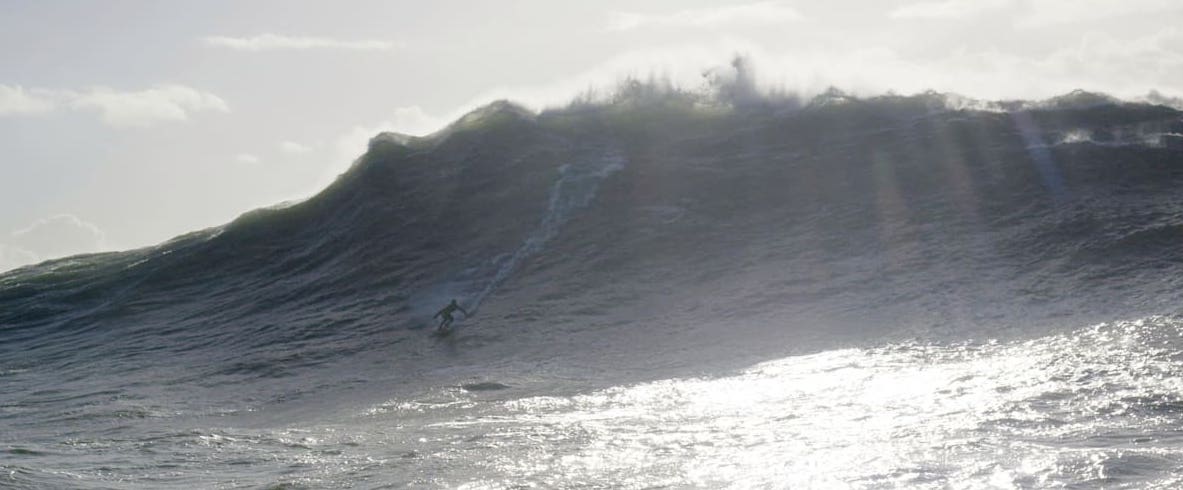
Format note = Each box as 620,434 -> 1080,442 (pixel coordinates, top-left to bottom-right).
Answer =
424,317 -> 1183,488
1011,111 -> 1068,201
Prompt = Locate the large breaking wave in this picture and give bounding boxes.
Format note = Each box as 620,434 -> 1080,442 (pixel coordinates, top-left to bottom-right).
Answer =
2,82 -> 1183,488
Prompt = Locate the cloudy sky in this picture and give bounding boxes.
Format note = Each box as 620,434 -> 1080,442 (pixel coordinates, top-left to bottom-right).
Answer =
2,0 -> 1181,271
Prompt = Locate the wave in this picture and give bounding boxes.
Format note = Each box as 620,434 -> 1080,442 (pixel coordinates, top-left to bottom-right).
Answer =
2,81 -> 1183,487
0,86 -> 1181,394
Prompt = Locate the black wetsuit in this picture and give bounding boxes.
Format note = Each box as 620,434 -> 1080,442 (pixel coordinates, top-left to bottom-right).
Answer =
434,301 -> 468,330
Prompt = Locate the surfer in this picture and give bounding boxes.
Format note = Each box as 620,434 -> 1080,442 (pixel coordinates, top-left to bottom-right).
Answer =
433,299 -> 469,332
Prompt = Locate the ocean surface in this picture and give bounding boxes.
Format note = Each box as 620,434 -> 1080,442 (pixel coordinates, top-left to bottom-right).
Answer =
3,88 -> 1183,488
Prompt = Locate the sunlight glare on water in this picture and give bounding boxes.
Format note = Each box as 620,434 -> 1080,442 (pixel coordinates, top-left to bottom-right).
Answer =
414,317 -> 1183,488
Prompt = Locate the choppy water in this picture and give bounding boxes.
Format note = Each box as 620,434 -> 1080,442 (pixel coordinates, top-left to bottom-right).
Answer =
7,318 -> 1182,488
418,318 -> 1183,489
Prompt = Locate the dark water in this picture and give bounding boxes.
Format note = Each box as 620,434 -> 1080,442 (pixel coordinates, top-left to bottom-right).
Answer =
2,89 -> 1183,488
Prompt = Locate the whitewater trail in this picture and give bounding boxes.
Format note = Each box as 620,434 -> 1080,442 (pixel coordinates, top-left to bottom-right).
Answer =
466,146 -> 625,314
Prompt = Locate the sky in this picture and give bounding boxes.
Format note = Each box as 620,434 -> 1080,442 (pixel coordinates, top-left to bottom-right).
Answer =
2,0 -> 1182,272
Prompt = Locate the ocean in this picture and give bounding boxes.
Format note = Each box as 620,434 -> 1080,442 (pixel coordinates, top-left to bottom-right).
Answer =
3,89 -> 1183,488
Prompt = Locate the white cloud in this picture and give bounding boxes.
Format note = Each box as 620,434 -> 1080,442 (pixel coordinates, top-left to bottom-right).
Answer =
235,153 -> 261,164
0,84 -> 55,115
278,140 -> 313,154
801,27 -> 1183,99
0,84 -> 227,128
889,0 -> 1011,19
1,214 -> 108,271
889,0 -> 1183,25
202,34 -> 399,51
609,1 -> 804,31
69,85 -> 229,128
1017,0 -> 1183,28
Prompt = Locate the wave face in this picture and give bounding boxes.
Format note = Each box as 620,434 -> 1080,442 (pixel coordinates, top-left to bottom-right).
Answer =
2,91 -> 1182,488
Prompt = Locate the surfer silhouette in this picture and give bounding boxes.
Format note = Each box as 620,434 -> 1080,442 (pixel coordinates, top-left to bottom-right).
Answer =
433,299 -> 469,332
